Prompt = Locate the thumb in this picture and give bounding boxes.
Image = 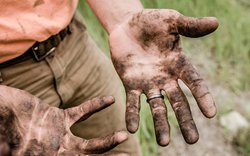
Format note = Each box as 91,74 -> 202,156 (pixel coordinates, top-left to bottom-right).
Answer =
177,15 -> 219,38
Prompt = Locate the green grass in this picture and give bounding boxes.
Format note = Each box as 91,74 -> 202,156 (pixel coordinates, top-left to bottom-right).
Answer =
77,0 -> 250,155
233,128 -> 250,156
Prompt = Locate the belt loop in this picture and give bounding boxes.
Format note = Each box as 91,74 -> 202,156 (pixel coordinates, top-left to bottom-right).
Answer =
45,53 -> 66,106
0,71 -> 3,83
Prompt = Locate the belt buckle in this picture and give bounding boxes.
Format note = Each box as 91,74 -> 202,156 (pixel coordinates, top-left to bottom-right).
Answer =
32,46 -> 56,62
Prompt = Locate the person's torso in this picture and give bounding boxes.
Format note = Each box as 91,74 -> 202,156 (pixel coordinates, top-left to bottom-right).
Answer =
0,0 -> 78,63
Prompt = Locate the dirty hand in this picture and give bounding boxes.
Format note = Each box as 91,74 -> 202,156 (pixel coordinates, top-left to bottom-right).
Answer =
109,9 -> 218,146
0,85 -> 128,155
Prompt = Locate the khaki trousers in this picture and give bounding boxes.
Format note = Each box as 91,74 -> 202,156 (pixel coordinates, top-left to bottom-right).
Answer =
0,15 -> 141,156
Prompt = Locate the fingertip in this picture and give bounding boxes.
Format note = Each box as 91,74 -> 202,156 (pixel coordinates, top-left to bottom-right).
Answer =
206,17 -> 219,32
201,16 -> 219,35
126,114 -> 139,133
209,17 -> 219,27
118,154 -> 130,156
183,125 -> 199,144
185,134 -> 199,144
103,96 -> 115,105
126,122 -> 139,134
182,128 -> 199,144
155,122 -> 170,147
198,94 -> 217,118
178,118 -> 199,144
177,15 -> 219,37
204,105 -> 217,118
115,131 -> 128,143
157,134 -> 170,147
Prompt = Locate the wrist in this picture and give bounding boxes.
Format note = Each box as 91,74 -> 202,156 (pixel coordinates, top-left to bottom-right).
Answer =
106,7 -> 144,34
86,0 -> 143,34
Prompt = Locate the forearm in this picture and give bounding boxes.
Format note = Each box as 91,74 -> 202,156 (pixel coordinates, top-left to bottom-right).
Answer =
86,0 -> 143,34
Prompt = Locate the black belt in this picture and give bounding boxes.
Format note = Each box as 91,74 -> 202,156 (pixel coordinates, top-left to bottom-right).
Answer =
0,26 -> 71,68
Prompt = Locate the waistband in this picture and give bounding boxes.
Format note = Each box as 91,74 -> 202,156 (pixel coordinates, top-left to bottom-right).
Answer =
0,25 -> 71,69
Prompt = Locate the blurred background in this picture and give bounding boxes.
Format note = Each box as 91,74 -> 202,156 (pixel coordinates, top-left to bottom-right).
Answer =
78,0 -> 250,155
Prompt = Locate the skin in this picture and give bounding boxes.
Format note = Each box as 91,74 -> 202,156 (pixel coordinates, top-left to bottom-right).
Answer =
87,0 -> 218,146
0,85 -> 128,156
0,134 -> 10,156
1,0 -> 219,152
108,9 -> 218,146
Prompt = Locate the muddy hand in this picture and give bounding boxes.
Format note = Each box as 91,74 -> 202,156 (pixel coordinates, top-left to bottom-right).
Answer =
0,85 -> 128,155
109,9 -> 218,146
0,134 -> 10,156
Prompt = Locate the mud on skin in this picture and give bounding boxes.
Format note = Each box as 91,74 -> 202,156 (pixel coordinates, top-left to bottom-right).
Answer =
0,85 -> 127,155
109,9 -> 218,146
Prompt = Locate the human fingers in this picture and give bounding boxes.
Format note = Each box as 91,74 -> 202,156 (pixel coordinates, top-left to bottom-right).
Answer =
0,134 -> 10,156
147,93 -> 170,146
125,90 -> 141,133
177,15 -> 219,38
0,107 -> 17,156
64,96 -> 115,127
179,63 -> 216,118
164,82 -> 199,144
104,153 -> 129,156
68,131 -> 128,154
59,152 -> 129,156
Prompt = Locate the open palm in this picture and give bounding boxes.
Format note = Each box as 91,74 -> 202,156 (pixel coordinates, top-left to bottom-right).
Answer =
0,85 -> 127,155
109,9 -> 218,146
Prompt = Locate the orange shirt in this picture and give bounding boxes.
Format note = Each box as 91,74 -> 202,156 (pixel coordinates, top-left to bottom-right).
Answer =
0,0 -> 78,63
